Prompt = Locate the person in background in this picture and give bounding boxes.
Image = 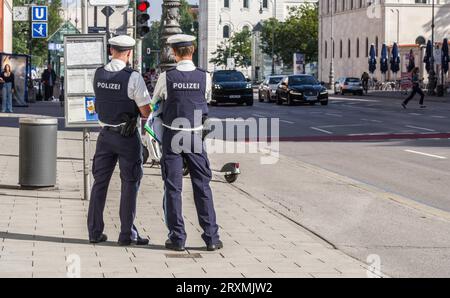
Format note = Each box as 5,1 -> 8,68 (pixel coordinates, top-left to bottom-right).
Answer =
361,71 -> 370,95
1,64 -> 15,113
402,67 -> 425,109
41,63 -> 57,101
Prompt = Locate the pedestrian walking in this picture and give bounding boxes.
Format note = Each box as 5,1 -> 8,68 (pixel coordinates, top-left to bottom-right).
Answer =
152,34 -> 222,252
41,63 -> 57,101
1,64 -> 15,113
87,35 -> 152,246
402,67 -> 426,109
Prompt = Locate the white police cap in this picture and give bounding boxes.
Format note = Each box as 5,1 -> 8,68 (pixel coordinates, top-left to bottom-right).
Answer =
167,34 -> 196,48
109,35 -> 136,50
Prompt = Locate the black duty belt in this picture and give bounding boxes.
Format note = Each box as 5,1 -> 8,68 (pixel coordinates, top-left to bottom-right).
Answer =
103,126 -> 124,133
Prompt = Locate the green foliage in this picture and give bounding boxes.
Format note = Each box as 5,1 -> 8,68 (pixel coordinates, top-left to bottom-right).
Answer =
12,0 -> 63,67
179,0 -> 196,35
259,3 -> 318,67
210,28 -> 252,68
142,21 -> 161,69
178,0 -> 198,65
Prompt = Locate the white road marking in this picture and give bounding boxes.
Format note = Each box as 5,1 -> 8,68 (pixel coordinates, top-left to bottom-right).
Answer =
361,118 -> 383,123
408,113 -> 422,116
320,123 -> 366,128
404,150 -> 447,160
280,120 -> 295,124
431,115 -> 447,119
329,97 -> 379,102
311,127 -> 333,134
405,125 -> 436,132
325,113 -> 343,117
348,132 -> 393,136
252,113 -> 267,118
208,118 -> 249,122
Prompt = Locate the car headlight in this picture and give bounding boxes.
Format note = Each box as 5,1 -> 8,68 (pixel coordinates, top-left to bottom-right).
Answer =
320,90 -> 328,95
290,90 -> 303,95
246,83 -> 252,89
214,84 -> 222,89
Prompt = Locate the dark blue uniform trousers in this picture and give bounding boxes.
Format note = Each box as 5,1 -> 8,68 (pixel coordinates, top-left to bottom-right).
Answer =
161,129 -> 220,247
87,129 -> 143,242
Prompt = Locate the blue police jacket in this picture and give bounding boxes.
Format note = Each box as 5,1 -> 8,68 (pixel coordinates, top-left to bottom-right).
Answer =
93,66 -> 139,125
163,68 -> 208,130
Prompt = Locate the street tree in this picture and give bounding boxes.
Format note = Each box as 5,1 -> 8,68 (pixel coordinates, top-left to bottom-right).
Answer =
142,21 -> 161,69
210,28 -> 252,68
259,3 -> 318,68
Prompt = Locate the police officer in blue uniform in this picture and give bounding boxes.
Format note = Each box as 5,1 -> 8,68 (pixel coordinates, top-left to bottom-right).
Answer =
152,34 -> 223,252
88,35 -> 151,246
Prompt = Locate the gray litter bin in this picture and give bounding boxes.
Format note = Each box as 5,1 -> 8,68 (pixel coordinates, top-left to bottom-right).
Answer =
19,118 -> 58,187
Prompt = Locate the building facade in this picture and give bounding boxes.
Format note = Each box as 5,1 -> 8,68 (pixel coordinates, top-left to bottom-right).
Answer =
319,0 -> 450,84
199,0 -> 315,75
0,0 -> 13,53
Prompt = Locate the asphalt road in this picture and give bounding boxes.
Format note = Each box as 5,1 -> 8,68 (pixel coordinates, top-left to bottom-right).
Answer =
207,91 -> 450,277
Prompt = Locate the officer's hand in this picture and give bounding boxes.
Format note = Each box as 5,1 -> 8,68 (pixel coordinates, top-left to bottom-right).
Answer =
139,105 -> 151,119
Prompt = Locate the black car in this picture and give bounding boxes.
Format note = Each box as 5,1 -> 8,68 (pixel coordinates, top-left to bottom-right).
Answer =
211,70 -> 253,106
276,75 -> 328,106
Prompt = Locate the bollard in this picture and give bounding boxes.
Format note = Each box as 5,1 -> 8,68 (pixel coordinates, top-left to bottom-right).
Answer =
19,117 -> 58,187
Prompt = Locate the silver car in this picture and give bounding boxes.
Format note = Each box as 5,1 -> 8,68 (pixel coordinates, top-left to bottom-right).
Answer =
334,77 -> 364,95
258,75 -> 285,103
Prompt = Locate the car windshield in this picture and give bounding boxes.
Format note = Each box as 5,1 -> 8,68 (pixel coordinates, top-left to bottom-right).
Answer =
213,72 -> 246,82
289,76 -> 318,85
269,77 -> 283,84
346,78 -> 360,83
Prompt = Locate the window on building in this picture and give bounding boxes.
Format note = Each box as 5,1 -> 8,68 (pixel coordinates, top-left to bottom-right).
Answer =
333,40 -> 335,58
263,0 -> 268,9
224,0 -> 230,8
365,37 -> 369,57
340,40 -> 343,58
356,38 -> 360,58
223,25 -> 230,38
334,0 -> 337,12
348,39 -> 351,58
351,0 -> 354,9
243,0 -> 249,9
342,0 -> 345,11
375,36 -> 379,56
325,41 -> 328,59
359,0 -> 363,8
242,25 -> 250,32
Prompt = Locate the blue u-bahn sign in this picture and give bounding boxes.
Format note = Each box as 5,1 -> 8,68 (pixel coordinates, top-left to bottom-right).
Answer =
31,6 -> 48,22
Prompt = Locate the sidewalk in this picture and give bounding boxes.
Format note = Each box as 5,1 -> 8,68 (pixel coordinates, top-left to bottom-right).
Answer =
363,90 -> 450,103
0,126 -> 378,278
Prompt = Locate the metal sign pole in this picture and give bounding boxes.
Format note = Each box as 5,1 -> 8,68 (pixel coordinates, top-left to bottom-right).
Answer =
83,128 -> 91,201
82,0 -> 90,201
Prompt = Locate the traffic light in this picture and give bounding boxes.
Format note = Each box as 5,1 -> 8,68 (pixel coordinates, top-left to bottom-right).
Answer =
136,0 -> 150,38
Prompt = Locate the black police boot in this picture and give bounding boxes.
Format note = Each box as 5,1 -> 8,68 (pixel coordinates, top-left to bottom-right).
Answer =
207,240 -> 223,252
89,234 -> 108,244
165,239 -> 185,251
118,236 -> 150,246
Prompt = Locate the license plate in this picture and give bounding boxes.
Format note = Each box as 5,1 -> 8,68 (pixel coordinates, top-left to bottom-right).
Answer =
229,95 -> 241,99
305,96 -> 315,101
